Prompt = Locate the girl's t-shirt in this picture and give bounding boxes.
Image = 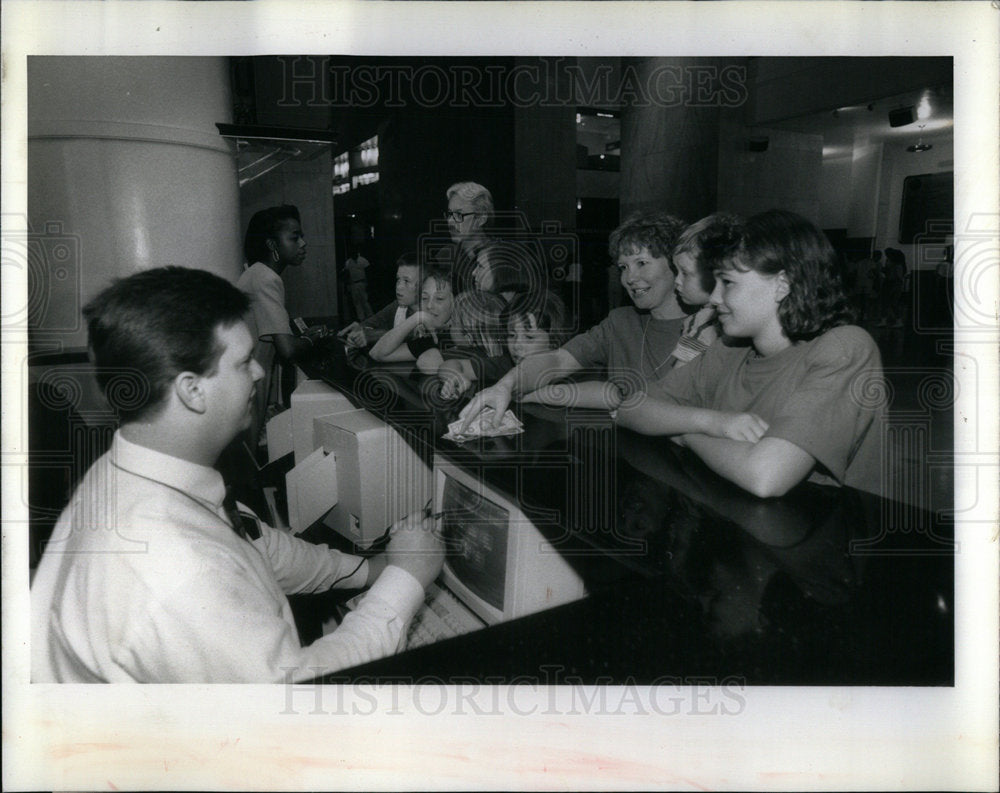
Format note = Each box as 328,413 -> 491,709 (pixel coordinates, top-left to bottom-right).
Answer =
650,325 -> 886,496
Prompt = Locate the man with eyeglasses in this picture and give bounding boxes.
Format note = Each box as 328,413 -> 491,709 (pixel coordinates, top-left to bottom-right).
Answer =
441,181 -> 495,292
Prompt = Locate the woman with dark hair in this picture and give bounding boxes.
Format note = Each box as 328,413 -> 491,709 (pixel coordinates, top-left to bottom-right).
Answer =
242,207 -> 275,267
237,204 -> 320,437
618,209 -> 885,498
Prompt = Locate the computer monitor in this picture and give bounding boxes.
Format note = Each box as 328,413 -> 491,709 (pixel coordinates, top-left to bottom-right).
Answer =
433,455 -> 586,625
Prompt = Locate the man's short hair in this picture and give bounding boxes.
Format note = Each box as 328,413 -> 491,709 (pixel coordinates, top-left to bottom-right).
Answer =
446,181 -> 494,219
82,266 -> 251,422
395,251 -> 420,272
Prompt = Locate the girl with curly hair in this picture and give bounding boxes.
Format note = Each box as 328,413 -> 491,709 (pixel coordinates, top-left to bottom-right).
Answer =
619,209 -> 886,498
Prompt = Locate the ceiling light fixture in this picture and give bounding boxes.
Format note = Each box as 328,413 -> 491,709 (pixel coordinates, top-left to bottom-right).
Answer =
917,92 -> 933,121
907,125 -> 933,153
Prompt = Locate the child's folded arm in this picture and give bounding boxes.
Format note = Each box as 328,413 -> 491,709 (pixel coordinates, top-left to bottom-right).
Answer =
681,434 -> 816,498
415,347 -> 445,374
369,312 -> 423,361
617,394 -> 768,441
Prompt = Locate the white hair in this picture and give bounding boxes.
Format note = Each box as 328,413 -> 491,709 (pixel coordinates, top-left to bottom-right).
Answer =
446,181 -> 494,218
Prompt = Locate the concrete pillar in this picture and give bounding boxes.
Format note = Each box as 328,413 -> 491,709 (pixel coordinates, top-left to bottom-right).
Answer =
618,58 -> 723,223
513,58 -> 576,232
28,57 -> 241,349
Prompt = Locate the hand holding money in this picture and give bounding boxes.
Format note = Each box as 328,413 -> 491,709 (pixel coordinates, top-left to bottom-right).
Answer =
444,407 -> 524,442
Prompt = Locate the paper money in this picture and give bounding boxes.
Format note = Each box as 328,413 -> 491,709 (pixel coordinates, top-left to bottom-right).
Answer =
444,408 -> 524,442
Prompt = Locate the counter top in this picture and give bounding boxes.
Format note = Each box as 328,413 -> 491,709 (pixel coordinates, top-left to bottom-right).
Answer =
301,342 -> 953,685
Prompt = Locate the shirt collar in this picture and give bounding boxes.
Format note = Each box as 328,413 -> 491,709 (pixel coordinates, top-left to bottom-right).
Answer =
110,431 -> 226,509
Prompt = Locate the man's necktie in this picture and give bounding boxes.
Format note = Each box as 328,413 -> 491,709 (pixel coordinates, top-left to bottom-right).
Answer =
222,486 -> 261,541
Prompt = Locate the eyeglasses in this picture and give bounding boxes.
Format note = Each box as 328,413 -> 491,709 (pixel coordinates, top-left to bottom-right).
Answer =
445,210 -> 477,223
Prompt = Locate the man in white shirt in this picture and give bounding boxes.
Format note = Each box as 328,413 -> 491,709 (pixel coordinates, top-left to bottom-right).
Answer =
31,266 -> 443,683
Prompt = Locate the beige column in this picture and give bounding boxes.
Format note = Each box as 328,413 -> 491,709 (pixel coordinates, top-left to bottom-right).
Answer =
28,57 -> 241,350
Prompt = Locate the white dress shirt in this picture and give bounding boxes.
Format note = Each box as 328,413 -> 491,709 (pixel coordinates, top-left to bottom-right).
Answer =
31,431 -> 424,682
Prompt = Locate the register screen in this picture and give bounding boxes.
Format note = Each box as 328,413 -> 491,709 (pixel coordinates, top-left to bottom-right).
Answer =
441,473 -> 509,612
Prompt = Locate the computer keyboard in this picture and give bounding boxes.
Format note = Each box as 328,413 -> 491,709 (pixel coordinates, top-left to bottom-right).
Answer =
405,581 -> 486,649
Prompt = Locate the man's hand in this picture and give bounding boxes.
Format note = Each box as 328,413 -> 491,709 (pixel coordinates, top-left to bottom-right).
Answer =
385,511 -> 445,589
712,412 -> 770,443
458,381 -> 513,433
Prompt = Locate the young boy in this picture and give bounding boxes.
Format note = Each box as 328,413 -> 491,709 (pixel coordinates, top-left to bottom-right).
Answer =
668,213 -> 740,366
340,253 -> 421,348
368,262 -> 455,363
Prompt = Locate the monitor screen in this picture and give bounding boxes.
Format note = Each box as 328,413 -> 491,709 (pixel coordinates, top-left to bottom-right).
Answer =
441,472 -> 509,612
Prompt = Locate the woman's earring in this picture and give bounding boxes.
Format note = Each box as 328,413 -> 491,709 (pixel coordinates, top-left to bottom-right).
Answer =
271,248 -> 280,263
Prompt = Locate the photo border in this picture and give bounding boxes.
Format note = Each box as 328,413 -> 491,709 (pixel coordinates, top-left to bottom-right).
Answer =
3,2 -> 997,790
